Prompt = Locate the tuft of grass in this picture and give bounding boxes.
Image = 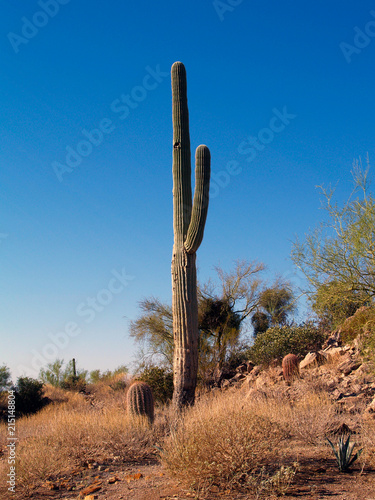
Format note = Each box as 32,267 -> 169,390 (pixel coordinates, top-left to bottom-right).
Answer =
288,390 -> 336,445
160,390 -> 289,494
360,414 -> 375,469
258,462 -> 299,496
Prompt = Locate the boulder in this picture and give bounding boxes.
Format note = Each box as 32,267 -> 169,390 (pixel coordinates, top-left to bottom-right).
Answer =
337,358 -> 361,376
236,363 -> 248,373
232,372 -> 246,382
322,329 -> 341,349
365,396 -> 375,413
300,351 -> 326,370
324,346 -> 347,362
246,361 -> 255,372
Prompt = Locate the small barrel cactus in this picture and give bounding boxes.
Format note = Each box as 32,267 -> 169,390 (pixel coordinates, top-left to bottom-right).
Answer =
126,381 -> 154,423
282,354 -> 300,383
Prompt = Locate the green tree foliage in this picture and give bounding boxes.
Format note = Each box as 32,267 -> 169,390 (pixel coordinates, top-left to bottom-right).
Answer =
212,260 -> 265,323
89,365 -> 128,384
198,297 -> 242,368
0,365 -> 11,392
257,280 -> 296,327
292,158 -> 375,323
136,365 -> 174,404
198,260 -> 265,370
39,359 -> 65,386
39,359 -> 87,389
247,322 -> 326,365
130,298 -> 173,368
251,311 -> 270,337
335,306 -> 375,365
13,377 -> 46,416
89,365 -> 128,390
311,279 -> 368,329
130,261 -> 265,372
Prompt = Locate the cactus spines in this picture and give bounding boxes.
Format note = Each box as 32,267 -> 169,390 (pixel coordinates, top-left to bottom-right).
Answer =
171,62 -> 211,409
127,381 -> 154,423
282,354 -> 300,383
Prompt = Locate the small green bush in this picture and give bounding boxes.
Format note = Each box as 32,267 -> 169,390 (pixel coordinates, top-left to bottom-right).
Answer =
60,375 -> 86,392
13,377 -> 46,416
247,322 -> 326,365
136,366 -> 173,405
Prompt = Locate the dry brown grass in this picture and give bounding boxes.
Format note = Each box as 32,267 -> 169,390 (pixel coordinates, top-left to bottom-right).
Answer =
244,373 -> 337,445
0,386 -> 161,496
161,389 -> 292,495
360,413 -> 375,468
285,386 -> 336,444
160,374 -> 348,496
1,364 -> 373,499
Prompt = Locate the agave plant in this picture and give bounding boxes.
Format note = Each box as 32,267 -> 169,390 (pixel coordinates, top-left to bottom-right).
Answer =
326,434 -> 363,472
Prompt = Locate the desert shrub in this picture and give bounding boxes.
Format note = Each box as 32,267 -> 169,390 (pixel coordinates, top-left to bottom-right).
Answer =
108,373 -> 129,391
0,365 -> 11,392
13,377 -> 46,416
13,436 -> 72,492
247,322 -> 326,365
338,306 -> 373,342
161,391 -> 287,493
311,280 -> 368,330
42,384 -> 88,409
287,390 -> 336,445
244,381 -> 336,446
89,366 -> 129,393
60,374 -> 86,392
338,306 -> 375,364
136,366 -> 173,405
360,414 -> 375,468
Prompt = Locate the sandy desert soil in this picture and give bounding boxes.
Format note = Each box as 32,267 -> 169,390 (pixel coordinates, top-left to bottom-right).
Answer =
17,449 -> 375,500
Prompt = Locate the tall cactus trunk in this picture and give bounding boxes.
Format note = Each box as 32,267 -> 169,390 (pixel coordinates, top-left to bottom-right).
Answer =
171,62 -> 210,409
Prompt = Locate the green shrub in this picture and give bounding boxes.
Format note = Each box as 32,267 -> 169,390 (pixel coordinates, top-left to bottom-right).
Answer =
247,322 -> 326,365
311,280 -> 368,330
13,377 -> 47,416
0,365 -> 11,392
338,306 -> 375,366
136,366 -> 173,405
89,365 -> 128,387
60,374 -> 86,392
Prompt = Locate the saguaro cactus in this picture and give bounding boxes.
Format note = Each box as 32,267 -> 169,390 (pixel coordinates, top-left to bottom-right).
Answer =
171,62 -> 211,409
127,381 -> 154,423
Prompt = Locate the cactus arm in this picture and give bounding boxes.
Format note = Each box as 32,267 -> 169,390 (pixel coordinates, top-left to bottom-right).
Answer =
172,61 -> 192,241
184,145 -> 211,254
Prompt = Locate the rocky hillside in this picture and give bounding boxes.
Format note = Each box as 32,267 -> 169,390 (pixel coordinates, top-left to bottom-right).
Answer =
221,329 -> 375,418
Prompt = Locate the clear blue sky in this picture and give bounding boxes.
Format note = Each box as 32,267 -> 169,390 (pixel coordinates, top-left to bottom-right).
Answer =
1,0 -> 374,380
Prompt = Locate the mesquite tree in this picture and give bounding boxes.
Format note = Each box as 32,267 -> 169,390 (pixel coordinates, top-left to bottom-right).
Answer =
171,62 -> 210,408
